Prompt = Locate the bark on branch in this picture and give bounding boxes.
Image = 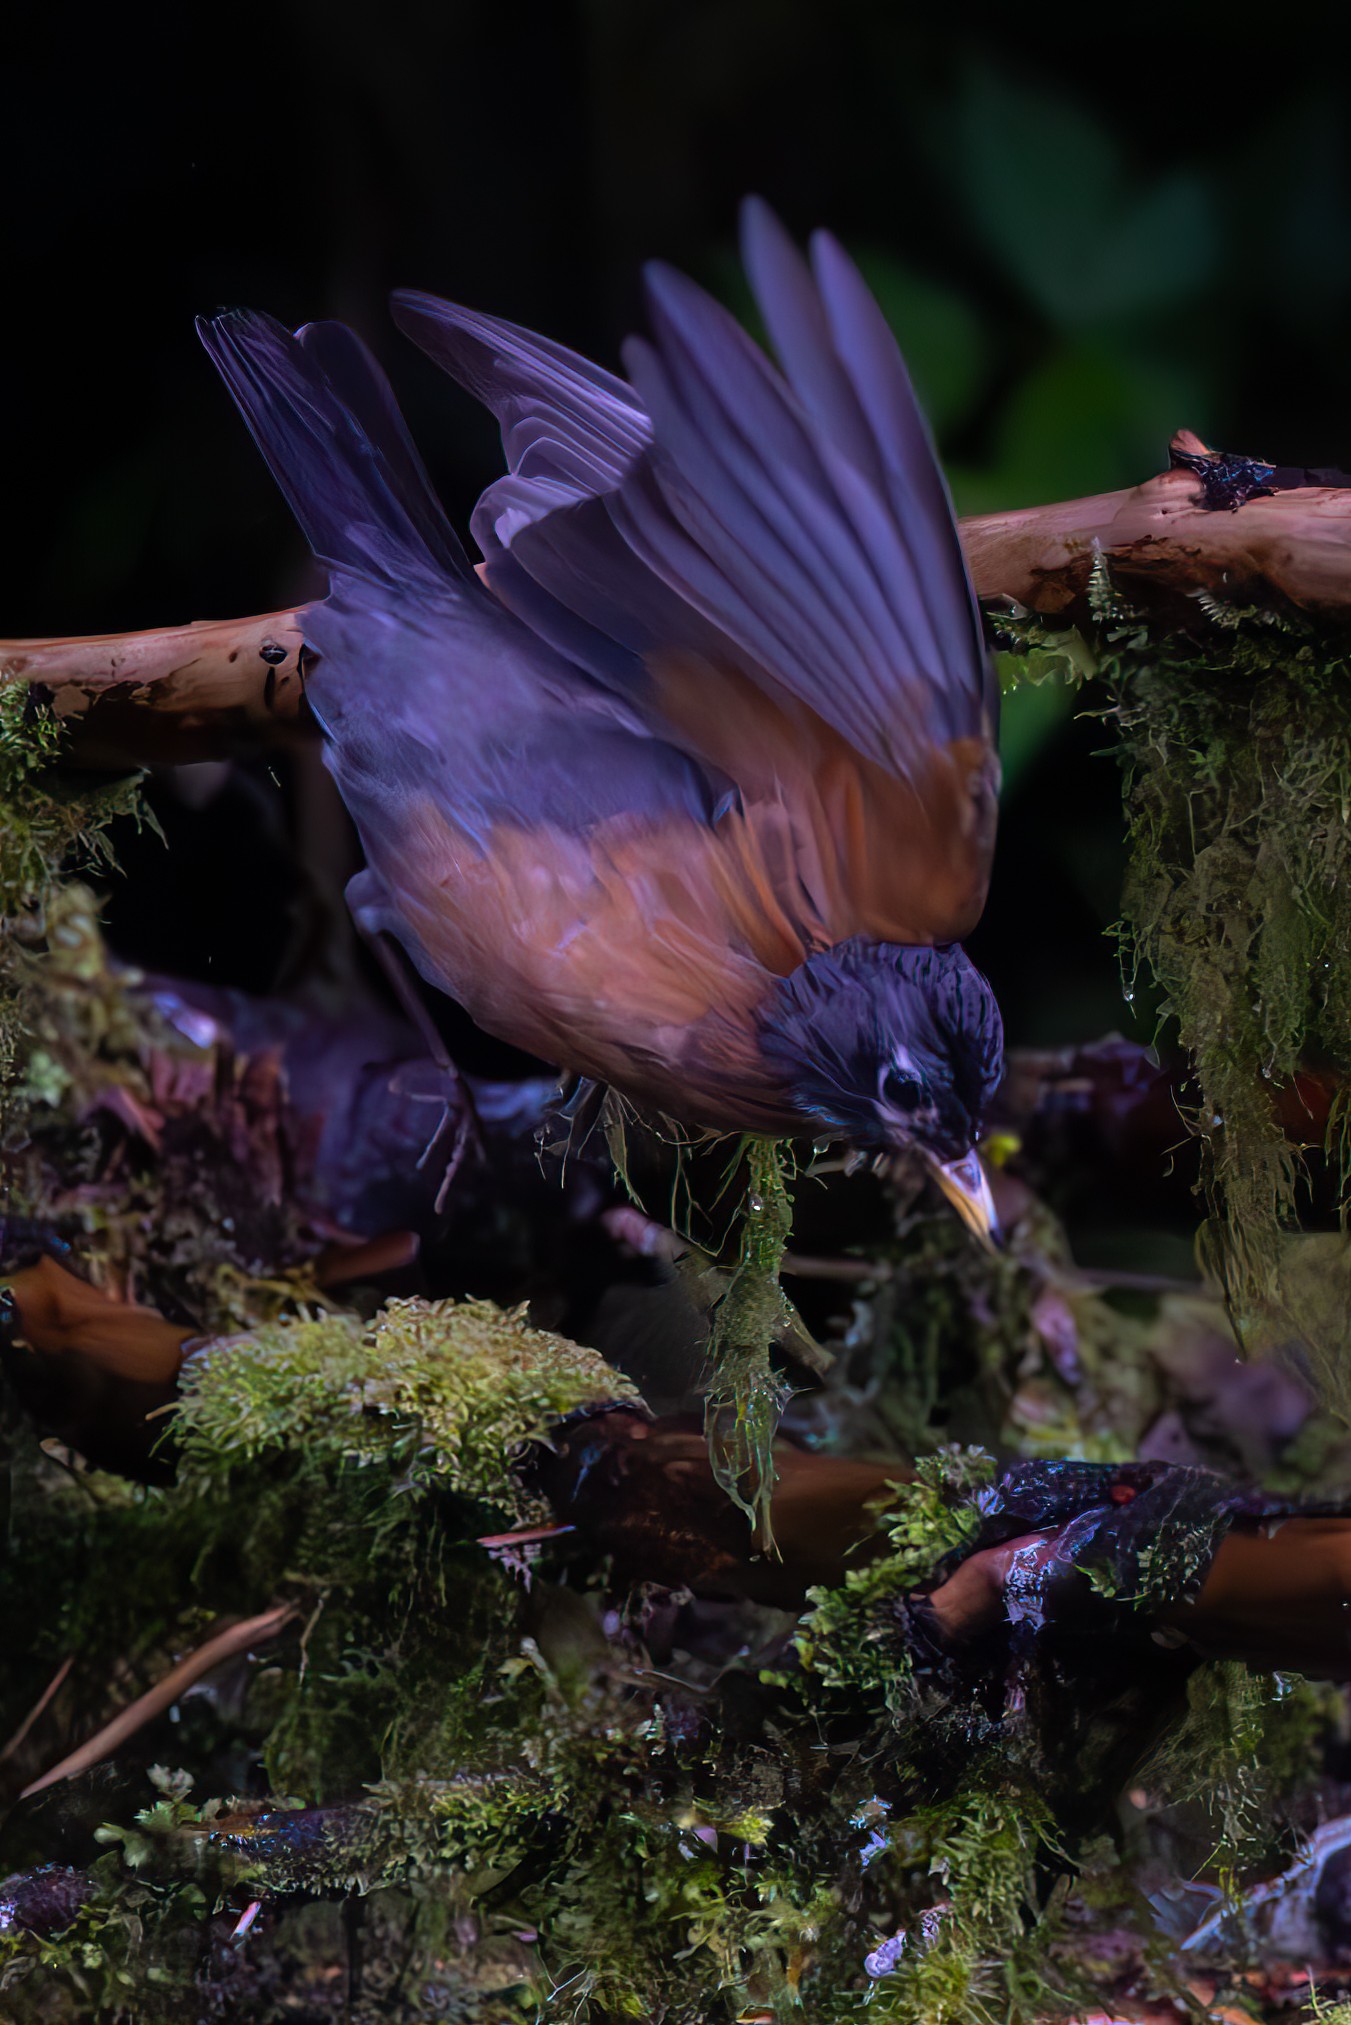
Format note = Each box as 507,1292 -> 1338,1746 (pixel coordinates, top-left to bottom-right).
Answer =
964,435 -> 1351,624
4,435 -> 1349,764
0,609 -> 308,766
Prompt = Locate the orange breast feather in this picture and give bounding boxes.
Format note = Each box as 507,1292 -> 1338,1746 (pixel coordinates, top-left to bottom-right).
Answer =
370,654 -> 995,1130
376,794 -> 803,1127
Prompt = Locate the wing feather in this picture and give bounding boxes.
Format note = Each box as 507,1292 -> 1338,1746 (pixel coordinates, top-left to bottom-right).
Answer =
390,290 -> 650,553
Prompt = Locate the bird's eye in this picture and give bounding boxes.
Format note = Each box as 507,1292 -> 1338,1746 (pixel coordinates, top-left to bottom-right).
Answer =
881,1070 -> 924,1114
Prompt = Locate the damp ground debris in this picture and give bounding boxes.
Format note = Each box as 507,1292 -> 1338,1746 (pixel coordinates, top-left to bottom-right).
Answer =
7,610 -> 1351,2023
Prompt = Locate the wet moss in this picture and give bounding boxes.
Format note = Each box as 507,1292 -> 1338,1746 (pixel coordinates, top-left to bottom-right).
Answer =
1132,1662 -> 1331,1872
1001,586 -> 1351,1408
0,690 -> 143,927
0,688 -> 148,1155
703,1136 -> 797,1545
795,1447 -> 991,1708
880,1195 -> 1162,1463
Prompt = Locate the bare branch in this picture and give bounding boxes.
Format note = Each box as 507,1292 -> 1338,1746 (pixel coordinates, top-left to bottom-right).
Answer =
4,445 -> 1349,766
964,437 -> 1351,623
0,610 -> 308,766
19,1604 -> 299,1799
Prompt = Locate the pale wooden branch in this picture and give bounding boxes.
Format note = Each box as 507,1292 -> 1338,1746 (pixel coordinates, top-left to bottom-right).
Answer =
964,459 -> 1351,622
4,441 -> 1350,765
0,609 -> 307,766
19,1603 -> 299,1799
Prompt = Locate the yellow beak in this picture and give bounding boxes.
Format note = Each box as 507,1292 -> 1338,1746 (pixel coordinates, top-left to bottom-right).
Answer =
929,1149 -> 1000,1250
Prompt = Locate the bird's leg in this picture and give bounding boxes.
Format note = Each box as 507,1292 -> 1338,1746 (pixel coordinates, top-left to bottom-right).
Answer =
360,926 -> 482,1210
703,1136 -> 798,1555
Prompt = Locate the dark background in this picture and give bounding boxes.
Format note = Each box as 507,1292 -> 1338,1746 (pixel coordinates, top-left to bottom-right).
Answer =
7,0 -> 1350,1121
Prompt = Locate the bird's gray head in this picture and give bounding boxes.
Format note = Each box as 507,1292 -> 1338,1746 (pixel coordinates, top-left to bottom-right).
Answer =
757,939 -> 1005,1240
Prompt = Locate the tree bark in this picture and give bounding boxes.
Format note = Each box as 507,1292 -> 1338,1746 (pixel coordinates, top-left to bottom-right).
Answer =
963,443 -> 1351,624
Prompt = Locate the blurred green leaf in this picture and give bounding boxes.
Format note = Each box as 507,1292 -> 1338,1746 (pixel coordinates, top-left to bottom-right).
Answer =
997,673 -> 1078,795
953,63 -> 1121,321
848,247 -> 989,432
950,64 -> 1216,327
985,340 -> 1210,505
1086,171 -> 1216,322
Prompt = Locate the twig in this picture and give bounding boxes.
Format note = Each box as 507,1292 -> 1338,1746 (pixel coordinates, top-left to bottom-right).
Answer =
0,1656 -> 73,1765
19,1603 -> 299,1800
780,1253 -> 893,1283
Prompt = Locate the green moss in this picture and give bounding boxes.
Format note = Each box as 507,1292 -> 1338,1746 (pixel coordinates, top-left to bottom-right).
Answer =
156,1300 -> 640,1801
0,690 -> 143,924
1133,1661 -> 1329,1871
795,1448 -> 992,1707
1001,589 -> 1351,1408
0,688 -> 148,1156
703,1136 -> 797,1544
881,1195 -> 1162,1463
862,1783 -> 1073,2025
5,630 -> 1339,2019
175,1297 -> 640,1525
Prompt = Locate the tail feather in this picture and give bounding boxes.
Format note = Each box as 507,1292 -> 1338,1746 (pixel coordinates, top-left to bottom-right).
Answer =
198,311 -> 471,589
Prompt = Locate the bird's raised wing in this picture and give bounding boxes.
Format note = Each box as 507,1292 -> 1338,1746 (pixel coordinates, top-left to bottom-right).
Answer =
617,206 -> 995,775
198,308 -> 817,1115
390,291 -> 650,555
453,202 -> 999,945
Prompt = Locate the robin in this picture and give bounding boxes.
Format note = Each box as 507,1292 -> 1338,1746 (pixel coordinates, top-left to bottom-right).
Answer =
200,198 -> 1003,1240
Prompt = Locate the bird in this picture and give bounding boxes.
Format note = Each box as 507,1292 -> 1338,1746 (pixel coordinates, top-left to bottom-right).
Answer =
198,198 -> 1003,1241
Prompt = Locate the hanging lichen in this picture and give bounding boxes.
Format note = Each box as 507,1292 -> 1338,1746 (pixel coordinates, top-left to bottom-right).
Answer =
703,1136 -> 797,1546
1000,583 -> 1351,1409
0,688 -> 147,1138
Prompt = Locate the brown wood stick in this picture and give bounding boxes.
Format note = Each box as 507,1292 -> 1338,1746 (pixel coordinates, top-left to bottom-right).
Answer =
3,440 -> 1349,767
19,1603 -> 298,1800
962,458 -> 1351,624
0,609 -> 308,766
0,1656 -> 73,1766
